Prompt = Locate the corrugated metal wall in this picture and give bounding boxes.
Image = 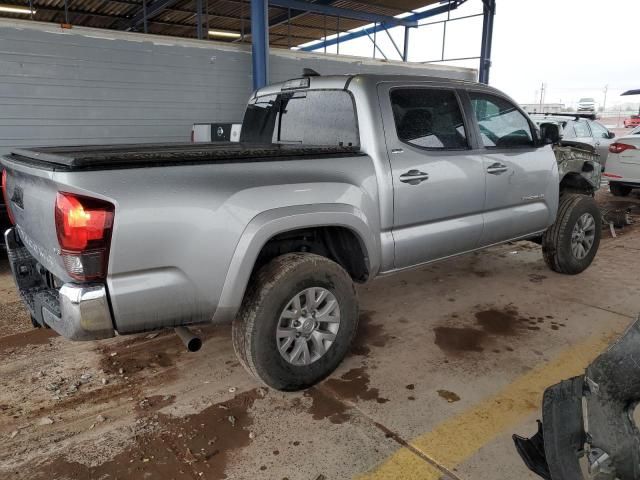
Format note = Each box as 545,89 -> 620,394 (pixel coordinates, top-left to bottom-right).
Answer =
0,19 -> 476,154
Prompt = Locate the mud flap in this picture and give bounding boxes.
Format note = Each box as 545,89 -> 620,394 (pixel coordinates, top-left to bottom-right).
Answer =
513,317 -> 640,480
513,421 -> 551,479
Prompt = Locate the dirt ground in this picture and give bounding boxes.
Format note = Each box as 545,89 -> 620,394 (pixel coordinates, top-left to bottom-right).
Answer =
1,188 -> 639,480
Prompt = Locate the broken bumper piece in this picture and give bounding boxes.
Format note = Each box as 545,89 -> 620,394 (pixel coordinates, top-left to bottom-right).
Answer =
513,317 -> 640,480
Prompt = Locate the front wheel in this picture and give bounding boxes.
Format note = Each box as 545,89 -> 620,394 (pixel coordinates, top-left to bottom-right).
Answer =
542,194 -> 601,275
232,253 -> 358,391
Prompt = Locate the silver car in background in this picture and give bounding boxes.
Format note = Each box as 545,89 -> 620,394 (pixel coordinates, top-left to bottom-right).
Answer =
531,114 -> 616,168
577,97 -> 597,118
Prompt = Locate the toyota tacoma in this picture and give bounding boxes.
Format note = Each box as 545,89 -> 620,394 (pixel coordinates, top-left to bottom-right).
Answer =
1,74 -> 603,390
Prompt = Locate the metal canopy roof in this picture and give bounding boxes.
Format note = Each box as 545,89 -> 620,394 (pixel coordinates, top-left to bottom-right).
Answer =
0,0 -> 443,48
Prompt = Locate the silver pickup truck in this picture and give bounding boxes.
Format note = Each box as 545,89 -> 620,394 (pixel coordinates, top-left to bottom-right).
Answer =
1,74 -> 602,391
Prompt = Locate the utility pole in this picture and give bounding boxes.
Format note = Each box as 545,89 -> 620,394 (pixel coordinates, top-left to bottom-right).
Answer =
539,82 -> 546,112
602,84 -> 608,115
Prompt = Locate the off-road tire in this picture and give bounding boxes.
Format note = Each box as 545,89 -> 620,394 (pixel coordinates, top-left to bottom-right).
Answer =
232,253 -> 358,391
610,183 -> 632,197
542,193 -> 601,274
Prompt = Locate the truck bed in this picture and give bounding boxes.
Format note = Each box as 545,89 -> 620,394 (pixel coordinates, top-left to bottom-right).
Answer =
5,142 -> 362,171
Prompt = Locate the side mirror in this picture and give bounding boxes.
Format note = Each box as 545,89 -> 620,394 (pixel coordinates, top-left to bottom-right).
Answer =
539,122 -> 561,145
607,130 -> 616,139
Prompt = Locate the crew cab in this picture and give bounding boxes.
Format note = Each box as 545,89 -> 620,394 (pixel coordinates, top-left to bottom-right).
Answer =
1,74 -> 602,390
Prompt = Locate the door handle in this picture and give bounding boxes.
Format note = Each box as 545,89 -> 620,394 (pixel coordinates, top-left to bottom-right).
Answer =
486,162 -> 509,175
399,170 -> 429,185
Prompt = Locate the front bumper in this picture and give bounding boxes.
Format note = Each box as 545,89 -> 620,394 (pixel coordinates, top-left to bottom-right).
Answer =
514,317 -> 640,480
5,228 -> 114,340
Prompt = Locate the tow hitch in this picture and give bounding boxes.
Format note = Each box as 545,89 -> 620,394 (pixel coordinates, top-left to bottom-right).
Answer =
513,317 -> 640,480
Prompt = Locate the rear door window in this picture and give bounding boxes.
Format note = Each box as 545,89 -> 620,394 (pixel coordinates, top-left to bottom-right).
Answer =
469,92 -> 534,148
389,88 -> 468,149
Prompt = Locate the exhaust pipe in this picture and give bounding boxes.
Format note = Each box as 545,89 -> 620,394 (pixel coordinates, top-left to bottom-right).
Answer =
175,326 -> 202,352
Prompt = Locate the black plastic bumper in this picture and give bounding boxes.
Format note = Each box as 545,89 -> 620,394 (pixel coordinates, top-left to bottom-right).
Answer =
514,318 -> 640,480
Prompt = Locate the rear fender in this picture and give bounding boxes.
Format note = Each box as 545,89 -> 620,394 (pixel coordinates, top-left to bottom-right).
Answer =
211,203 -> 379,324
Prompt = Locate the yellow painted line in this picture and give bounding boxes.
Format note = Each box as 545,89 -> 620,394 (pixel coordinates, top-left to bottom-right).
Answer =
357,330 -> 623,480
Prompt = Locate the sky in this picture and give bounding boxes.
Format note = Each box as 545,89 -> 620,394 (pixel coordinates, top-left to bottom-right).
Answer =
299,0 -> 640,111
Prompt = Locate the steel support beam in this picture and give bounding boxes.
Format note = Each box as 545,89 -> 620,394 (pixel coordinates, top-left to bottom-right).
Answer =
196,0 -> 203,39
300,0 -> 466,52
142,0 -> 147,32
123,0 -> 181,31
269,0 -> 417,28
234,0 -> 333,41
363,25 -> 386,60
479,0 -> 496,84
402,26 -> 410,61
251,0 -> 269,90
383,26 -> 403,60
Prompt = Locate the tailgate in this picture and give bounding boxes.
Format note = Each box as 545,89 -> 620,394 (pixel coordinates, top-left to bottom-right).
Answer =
2,160 -> 71,281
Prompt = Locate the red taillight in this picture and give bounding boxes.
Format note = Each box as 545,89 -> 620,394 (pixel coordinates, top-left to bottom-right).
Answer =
55,192 -> 114,280
603,172 -> 623,179
2,169 -> 15,225
609,142 -> 637,154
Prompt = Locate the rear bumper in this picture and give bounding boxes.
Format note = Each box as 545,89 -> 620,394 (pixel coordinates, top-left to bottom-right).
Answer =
5,227 -> 114,340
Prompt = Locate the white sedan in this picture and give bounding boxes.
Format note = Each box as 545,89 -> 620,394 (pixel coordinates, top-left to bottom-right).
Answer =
604,126 -> 640,196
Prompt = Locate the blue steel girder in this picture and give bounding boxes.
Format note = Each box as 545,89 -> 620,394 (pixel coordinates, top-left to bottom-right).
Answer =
252,0 -> 269,90
237,0 -> 415,41
123,0 -> 181,31
479,0 -> 496,84
299,0 -> 467,52
267,0 -> 334,33
269,0 -> 417,28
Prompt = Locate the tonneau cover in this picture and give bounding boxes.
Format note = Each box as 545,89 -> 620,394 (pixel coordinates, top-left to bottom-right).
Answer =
4,142 -> 362,171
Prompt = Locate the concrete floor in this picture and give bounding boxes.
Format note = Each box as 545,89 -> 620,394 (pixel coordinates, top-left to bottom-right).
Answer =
0,189 -> 639,480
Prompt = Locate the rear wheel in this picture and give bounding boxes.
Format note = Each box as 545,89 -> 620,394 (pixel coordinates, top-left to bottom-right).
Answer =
232,253 -> 358,391
542,194 -> 601,275
610,183 -> 632,197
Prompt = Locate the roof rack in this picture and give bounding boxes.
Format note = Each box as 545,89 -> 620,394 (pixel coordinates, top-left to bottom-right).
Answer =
531,112 -> 595,120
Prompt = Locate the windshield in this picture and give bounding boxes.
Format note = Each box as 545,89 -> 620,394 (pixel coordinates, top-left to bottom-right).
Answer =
579,98 -> 595,103
240,90 -> 359,147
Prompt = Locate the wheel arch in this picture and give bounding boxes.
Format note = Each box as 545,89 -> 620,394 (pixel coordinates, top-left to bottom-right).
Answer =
212,204 -> 379,324
559,171 -> 597,196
